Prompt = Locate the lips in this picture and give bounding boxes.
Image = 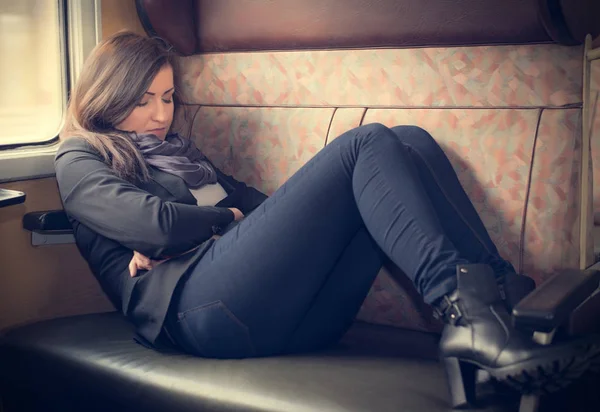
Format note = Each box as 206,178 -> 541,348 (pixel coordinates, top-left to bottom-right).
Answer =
146,128 -> 167,136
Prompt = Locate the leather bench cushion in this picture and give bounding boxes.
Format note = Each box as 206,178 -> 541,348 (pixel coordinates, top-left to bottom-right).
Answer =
0,312 -> 514,412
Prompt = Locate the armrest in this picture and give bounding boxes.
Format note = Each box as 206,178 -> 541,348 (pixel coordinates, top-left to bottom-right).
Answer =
512,269 -> 600,332
22,210 -> 73,234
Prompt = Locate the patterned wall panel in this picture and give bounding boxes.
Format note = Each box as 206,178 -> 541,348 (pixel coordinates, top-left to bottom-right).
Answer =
355,266 -> 440,332
326,108 -> 365,143
190,106 -> 332,194
173,43 -> 587,331
522,109 -> 583,278
362,109 -> 541,269
177,45 -> 582,108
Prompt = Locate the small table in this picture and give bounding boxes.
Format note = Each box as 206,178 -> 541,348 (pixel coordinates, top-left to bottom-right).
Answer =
0,188 -> 26,208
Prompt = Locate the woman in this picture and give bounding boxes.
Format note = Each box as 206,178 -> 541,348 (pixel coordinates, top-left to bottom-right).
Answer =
55,31 -> 590,406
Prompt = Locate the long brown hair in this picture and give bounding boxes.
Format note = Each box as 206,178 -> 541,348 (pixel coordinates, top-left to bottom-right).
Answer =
61,31 -> 177,182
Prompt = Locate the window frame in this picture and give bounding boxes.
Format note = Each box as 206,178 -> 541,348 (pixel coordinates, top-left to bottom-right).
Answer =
0,0 -> 101,183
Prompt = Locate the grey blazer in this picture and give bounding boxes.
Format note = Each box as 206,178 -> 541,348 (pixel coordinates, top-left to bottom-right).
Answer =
54,137 -> 268,348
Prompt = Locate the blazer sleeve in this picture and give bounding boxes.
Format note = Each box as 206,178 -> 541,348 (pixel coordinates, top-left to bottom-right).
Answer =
216,169 -> 269,215
55,138 -> 235,259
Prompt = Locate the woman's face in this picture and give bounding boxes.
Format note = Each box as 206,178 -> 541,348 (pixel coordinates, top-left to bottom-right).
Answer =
116,65 -> 175,140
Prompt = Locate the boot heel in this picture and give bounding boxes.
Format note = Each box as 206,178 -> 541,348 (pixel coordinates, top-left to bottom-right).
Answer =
443,357 -> 477,409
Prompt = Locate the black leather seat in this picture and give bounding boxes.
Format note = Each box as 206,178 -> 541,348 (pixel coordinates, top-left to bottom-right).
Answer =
9,213 -> 600,412
0,312 -> 518,412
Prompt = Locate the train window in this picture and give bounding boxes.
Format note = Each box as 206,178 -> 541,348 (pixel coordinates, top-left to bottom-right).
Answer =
0,0 -> 97,182
0,0 -> 67,148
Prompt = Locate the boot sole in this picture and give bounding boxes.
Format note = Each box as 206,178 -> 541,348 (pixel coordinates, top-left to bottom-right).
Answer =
475,340 -> 600,395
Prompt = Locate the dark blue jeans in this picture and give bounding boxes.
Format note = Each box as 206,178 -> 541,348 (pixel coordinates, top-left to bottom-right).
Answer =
167,124 -> 515,358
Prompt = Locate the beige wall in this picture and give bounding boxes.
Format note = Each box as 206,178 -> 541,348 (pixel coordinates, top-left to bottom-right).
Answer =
0,178 -> 114,332
101,0 -> 146,39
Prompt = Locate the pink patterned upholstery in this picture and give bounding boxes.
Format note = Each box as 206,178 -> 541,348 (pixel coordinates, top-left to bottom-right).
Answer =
177,45 -> 582,107
363,109 -> 555,281
326,108 -> 365,144
190,107 -> 330,194
522,109 -> 583,277
172,44 -> 589,332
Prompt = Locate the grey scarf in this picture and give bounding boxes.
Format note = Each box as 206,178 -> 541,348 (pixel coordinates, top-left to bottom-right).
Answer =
129,133 -> 217,188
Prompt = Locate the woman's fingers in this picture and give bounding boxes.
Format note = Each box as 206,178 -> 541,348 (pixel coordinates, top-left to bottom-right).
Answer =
138,257 -> 153,268
228,208 -> 244,221
130,251 -> 167,277
129,259 -> 138,277
134,251 -> 151,266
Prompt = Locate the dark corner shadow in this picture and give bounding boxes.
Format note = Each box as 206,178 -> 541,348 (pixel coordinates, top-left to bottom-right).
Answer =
438,141 -> 519,262
382,259 -> 443,334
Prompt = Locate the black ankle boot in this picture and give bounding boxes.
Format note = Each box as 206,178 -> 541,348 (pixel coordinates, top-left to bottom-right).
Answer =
436,264 -> 593,409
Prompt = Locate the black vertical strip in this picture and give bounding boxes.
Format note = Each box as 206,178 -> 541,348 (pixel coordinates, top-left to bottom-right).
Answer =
187,105 -> 202,139
519,108 -> 545,274
135,0 -> 158,38
324,107 -> 339,147
538,0 -> 578,45
359,108 -> 368,126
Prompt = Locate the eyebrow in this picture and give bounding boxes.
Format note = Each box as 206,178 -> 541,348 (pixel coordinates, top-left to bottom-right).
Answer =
144,87 -> 175,96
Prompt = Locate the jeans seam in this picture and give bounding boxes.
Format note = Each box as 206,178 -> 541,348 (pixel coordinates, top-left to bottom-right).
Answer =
178,310 -> 205,355
178,300 -> 256,356
402,142 -> 497,256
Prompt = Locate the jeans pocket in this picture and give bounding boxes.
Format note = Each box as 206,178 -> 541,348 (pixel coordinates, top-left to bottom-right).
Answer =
177,300 -> 255,359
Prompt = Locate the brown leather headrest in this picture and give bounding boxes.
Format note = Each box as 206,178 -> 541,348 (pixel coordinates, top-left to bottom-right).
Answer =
136,0 -> 600,56
136,0 -> 197,55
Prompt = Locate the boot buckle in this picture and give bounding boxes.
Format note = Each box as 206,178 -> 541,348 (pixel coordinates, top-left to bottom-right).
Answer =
446,303 -> 463,325
434,295 -> 463,325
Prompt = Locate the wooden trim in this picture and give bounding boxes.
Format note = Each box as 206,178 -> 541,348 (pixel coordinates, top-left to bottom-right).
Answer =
589,47 -> 600,61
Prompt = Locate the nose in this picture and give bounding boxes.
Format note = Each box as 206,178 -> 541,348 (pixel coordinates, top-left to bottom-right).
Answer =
152,101 -> 168,123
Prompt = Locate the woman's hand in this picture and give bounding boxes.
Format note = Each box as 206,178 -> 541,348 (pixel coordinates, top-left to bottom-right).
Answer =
129,251 -> 166,277
228,207 -> 245,221
128,228 -> 228,277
